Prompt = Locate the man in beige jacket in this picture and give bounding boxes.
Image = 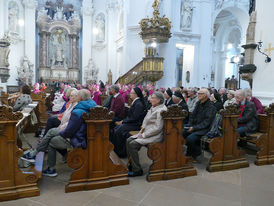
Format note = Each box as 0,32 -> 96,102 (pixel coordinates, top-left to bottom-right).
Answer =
126,91 -> 167,177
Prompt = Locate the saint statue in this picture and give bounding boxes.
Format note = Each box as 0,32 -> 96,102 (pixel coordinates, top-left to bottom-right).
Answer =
54,7 -> 64,20
51,30 -> 67,67
180,0 -> 193,30
95,14 -> 105,42
8,2 -> 19,33
108,69 -> 113,85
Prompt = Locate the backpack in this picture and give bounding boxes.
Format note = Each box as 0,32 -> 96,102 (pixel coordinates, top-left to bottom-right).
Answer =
206,113 -> 223,138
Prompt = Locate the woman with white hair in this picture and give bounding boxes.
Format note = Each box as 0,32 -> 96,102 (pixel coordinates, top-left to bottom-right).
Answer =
126,91 -> 167,177
223,90 -> 236,108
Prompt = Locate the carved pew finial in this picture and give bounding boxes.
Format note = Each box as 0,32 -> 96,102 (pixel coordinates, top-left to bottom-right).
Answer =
0,105 -> 23,121
82,106 -> 114,120
219,104 -> 241,116
265,103 -> 274,115
161,105 -> 188,119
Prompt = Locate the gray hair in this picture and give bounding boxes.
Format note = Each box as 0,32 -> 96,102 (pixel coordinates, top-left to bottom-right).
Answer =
70,88 -> 78,97
153,91 -> 165,104
78,89 -> 91,101
188,87 -> 196,94
235,89 -> 246,97
244,88 -> 252,97
110,84 -> 120,93
228,90 -> 235,97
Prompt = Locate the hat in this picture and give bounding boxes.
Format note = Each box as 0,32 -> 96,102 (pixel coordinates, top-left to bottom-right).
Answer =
173,90 -> 183,99
133,87 -> 143,99
166,88 -> 173,98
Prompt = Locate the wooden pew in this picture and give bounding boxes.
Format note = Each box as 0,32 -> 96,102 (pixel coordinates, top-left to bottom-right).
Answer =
30,92 -> 50,126
65,107 -> 129,193
0,91 -> 20,107
203,105 -> 249,172
146,105 -> 197,182
0,106 -> 43,201
239,103 -> 274,165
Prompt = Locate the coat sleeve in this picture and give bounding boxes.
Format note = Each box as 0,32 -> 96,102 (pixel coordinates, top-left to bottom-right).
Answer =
238,103 -> 257,124
123,101 -> 145,124
13,97 -> 23,112
192,106 -> 216,131
59,113 -> 81,139
142,112 -> 164,139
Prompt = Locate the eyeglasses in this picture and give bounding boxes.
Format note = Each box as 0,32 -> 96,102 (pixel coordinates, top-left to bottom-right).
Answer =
197,92 -> 205,95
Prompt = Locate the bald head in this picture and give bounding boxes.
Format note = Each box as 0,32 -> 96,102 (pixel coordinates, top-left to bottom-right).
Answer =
197,88 -> 210,102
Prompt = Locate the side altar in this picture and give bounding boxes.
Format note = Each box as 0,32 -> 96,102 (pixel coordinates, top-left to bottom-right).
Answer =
37,0 -> 81,83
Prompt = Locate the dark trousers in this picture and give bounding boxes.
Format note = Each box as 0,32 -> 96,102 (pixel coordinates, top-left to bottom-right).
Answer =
183,129 -> 202,158
44,116 -> 61,137
111,124 -> 140,158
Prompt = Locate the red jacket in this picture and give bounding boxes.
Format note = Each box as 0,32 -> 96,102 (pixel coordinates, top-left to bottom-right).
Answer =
110,94 -> 125,119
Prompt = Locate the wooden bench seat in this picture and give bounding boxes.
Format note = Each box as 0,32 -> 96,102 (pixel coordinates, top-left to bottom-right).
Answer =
238,104 -> 274,166
0,106 -> 43,202
203,105 -> 249,172
65,107 -> 129,193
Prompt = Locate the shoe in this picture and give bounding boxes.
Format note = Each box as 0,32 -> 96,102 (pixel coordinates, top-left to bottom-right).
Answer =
42,167 -> 58,177
21,152 -> 36,163
127,164 -> 132,172
128,170 -> 143,177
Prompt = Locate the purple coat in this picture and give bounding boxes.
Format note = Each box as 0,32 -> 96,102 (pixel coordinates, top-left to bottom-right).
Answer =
250,97 -> 265,114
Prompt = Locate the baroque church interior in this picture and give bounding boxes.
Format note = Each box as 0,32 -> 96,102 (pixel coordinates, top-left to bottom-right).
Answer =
1,0 -> 274,205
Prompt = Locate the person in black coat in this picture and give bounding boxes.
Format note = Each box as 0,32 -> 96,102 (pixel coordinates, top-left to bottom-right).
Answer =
235,90 -> 258,137
219,88 -> 228,104
164,88 -> 174,107
143,89 -> 152,110
183,88 -> 217,159
210,93 -> 223,112
172,90 -> 189,124
111,87 -> 147,157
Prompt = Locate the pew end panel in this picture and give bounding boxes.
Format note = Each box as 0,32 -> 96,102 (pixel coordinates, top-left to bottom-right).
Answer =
239,104 -> 274,166
206,105 -> 249,172
65,107 -> 129,193
146,105 -> 197,182
0,106 -> 41,202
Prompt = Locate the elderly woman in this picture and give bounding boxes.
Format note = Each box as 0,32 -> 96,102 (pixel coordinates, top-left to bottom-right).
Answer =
21,89 -> 79,165
244,88 -> 265,114
223,90 -> 236,108
111,87 -> 147,157
126,91 -> 167,177
13,85 -> 32,112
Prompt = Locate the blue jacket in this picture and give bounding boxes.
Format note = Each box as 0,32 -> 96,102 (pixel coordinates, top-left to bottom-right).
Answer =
59,99 -> 97,149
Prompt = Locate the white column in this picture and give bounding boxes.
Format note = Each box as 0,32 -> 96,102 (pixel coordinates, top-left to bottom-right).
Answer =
81,0 -> 93,84
106,5 -> 118,82
196,0 -> 213,88
23,0 -> 37,84
0,0 -> 5,38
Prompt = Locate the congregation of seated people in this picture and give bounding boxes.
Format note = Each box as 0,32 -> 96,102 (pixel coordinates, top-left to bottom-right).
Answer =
11,81 -> 264,178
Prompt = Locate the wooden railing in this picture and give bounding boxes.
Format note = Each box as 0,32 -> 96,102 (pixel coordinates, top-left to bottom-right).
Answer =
116,57 -> 164,85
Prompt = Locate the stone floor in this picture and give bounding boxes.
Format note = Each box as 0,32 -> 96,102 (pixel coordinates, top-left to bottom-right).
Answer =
1,134 -> 274,206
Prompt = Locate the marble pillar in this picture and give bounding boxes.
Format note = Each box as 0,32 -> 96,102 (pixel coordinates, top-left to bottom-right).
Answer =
69,34 -> 79,69
39,31 -> 49,68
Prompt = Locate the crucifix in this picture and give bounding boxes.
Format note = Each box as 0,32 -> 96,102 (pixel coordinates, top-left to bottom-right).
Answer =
264,43 -> 274,56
